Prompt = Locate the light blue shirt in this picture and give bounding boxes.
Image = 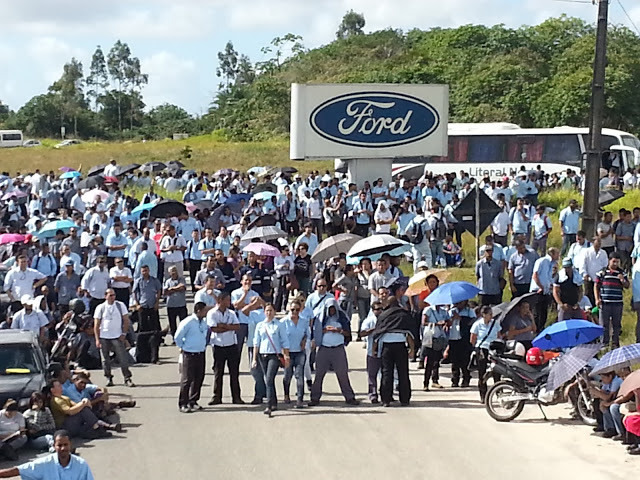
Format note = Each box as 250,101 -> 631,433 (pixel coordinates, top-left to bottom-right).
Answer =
304,291 -> 332,319
198,238 -> 216,256
62,381 -> 98,403
510,207 -> 530,234
422,306 -> 448,339
186,239 -> 203,261
31,254 -> 57,277
280,316 -> 310,353
179,217 -> 201,240
253,319 -> 290,354
361,313 -> 377,357
530,255 -> 556,294
105,232 -> 127,258
378,332 -> 407,357
448,306 -> 475,341
231,288 -> 259,325
632,262 -> 640,303
134,250 -> 157,279
194,289 -> 218,307
247,309 -> 264,348
174,314 -> 208,353
351,199 -> 372,225
294,233 -> 318,255
321,315 -> 345,347
531,214 -> 552,240
471,318 -> 500,349
18,453 -> 94,480
396,212 -> 416,236
559,207 -> 581,234
214,236 -> 231,256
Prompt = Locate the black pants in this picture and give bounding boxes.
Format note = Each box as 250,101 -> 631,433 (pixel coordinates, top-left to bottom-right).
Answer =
113,287 -> 130,307
88,297 -> 104,316
584,279 -> 595,307
380,343 -> 411,404
212,345 -> 241,402
167,306 -> 188,338
285,220 -> 300,237
477,348 -> 500,402
179,351 -> 206,408
138,307 -> 161,332
449,339 -> 471,385
354,223 -> 369,237
534,293 -> 551,331
273,276 -> 289,312
480,294 -> 502,306
512,283 -> 530,299
423,347 -> 443,386
187,259 -> 202,292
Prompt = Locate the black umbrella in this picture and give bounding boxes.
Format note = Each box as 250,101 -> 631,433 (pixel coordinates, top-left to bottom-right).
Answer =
149,199 -> 187,219
193,199 -> 214,210
252,183 -> 276,194
87,164 -> 106,177
273,166 -> 298,175
599,189 -> 625,207
77,175 -> 105,190
167,160 -> 185,169
116,163 -> 140,176
167,167 -> 185,177
491,292 -> 538,324
210,202 -> 243,232
248,214 -> 276,228
140,161 -> 166,173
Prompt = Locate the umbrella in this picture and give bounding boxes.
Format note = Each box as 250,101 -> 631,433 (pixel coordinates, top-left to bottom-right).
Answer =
213,168 -> 237,178
116,163 -> 140,176
87,164 -> 106,177
36,220 -> 76,239
243,242 -> 280,257
0,234 -> 26,245
247,166 -> 268,175
81,189 -> 109,204
1,190 -> 28,201
209,202 -> 244,232
591,343 -> 640,375
424,281 -> 480,306
347,234 -> 410,258
546,343 -> 602,391
406,269 -> 452,296
131,202 -> 155,219
223,193 -> 251,205
150,199 -> 187,219
346,245 -> 410,265
103,176 -> 119,184
140,161 -> 166,173
241,226 -> 287,242
532,320 -> 604,350
193,199 -> 214,210
58,167 -> 76,173
167,160 -> 185,168
252,191 -> 276,202
599,189 -> 625,207
272,166 -> 298,176
619,369 -> 640,397
311,233 -> 363,263
252,183 -> 277,194
248,214 -> 277,228
167,168 -> 185,177
77,176 -> 104,190
491,292 -> 539,324
60,171 -> 81,179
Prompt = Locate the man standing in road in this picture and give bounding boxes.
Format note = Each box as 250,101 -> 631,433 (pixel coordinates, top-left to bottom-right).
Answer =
55,259 -> 81,315
595,253 -> 629,349
11,295 -> 49,343
529,247 -> 559,331
207,291 -> 243,406
175,302 -> 209,413
553,258 -> 584,321
93,288 -> 135,387
160,225 -> 187,278
132,264 -> 163,335
582,237 -> 609,306
231,274 -> 264,356
81,256 -> 110,315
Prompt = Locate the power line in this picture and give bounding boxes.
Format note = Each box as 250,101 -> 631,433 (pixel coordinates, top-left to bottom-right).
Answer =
616,0 -> 640,36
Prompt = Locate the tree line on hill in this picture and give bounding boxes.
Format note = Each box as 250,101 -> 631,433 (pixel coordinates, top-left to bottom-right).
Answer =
1,12 -> 640,142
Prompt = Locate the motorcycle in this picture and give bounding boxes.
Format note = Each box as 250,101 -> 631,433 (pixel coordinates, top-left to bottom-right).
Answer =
483,340 -> 596,424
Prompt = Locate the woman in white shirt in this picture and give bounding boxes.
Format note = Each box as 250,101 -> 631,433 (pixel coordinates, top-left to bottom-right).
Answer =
374,200 -> 393,234
306,189 -> 323,239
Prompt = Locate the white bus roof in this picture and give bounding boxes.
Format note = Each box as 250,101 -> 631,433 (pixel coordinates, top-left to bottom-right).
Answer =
447,123 -> 632,138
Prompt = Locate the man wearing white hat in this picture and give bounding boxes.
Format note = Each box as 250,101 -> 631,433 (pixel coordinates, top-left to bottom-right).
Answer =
11,294 -> 49,343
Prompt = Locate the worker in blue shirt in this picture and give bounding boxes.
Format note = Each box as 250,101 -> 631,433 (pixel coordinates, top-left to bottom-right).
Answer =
0,429 -> 94,479
175,302 -> 209,413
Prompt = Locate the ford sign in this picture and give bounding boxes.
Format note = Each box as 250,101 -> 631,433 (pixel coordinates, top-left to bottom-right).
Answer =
309,91 -> 440,148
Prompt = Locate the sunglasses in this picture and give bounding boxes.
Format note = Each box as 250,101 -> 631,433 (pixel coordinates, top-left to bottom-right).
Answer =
291,308 -> 300,312
317,284 -> 327,288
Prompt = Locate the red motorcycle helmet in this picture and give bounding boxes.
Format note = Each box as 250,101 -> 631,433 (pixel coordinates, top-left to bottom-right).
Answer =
526,347 -> 544,366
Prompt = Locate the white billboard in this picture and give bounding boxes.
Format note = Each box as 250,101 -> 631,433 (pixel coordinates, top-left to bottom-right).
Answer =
290,83 -> 448,160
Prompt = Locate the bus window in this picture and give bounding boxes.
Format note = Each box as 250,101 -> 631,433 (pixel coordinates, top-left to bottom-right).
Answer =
467,136 -> 505,163
543,134 -> 581,166
1,133 -> 22,141
448,136 -> 469,163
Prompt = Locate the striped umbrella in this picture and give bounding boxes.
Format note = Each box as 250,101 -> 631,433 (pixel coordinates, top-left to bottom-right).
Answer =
546,343 -> 602,391
592,343 -> 640,375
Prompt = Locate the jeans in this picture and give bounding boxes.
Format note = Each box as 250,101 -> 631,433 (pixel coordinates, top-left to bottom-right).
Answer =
100,337 -> 132,380
283,351 -> 306,401
423,347 -> 443,387
533,293 -> 551,331
273,275 -> 289,312
603,403 -> 624,434
29,434 -> 53,451
236,324 -> 249,357
600,302 -> 623,348
187,259 -> 202,292
259,354 -> 281,408
366,355 -> 382,401
561,234 -> 576,256
430,240 -> 444,267
61,407 -> 100,438
249,349 -> 266,401
357,298 -> 370,334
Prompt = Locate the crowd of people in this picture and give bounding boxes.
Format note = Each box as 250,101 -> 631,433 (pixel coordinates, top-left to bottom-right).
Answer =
0,158 -> 638,461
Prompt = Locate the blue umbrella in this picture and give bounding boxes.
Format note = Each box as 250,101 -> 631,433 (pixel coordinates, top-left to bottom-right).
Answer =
36,220 -> 76,238
424,281 -> 480,306
591,343 -> 640,375
131,202 -> 155,220
252,191 -> 274,202
546,343 -> 602,391
60,171 -> 81,179
532,320 -> 603,350
224,193 -> 251,205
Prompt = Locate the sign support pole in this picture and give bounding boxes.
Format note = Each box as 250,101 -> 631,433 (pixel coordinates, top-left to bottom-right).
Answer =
475,184 -> 480,265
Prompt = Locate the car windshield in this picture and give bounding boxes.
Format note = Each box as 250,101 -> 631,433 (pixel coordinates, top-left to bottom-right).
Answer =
0,344 -> 41,375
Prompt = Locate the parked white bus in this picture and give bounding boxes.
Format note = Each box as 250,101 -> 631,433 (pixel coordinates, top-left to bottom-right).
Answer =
0,130 -> 23,148
391,123 -> 640,180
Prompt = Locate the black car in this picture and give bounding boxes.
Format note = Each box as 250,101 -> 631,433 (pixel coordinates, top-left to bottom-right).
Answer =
0,330 -> 48,410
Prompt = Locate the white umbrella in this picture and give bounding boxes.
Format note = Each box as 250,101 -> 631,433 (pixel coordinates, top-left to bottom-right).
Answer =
347,234 -> 410,258
241,225 -> 287,242
81,189 -> 109,204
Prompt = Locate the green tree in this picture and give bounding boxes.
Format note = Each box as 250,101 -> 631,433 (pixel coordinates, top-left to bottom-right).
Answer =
86,45 -> 109,112
10,94 -> 61,137
217,41 -> 239,89
142,104 -> 195,139
48,58 -> 85,137
336,10 -> 365,39
100,90 -> 145,134
107,40 -> 132,131
125,57 -> 148,130
256,34 -> 304,74
0,101 -> 9,124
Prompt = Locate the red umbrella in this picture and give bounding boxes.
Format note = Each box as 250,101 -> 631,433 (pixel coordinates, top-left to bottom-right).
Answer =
0,233 -> 26,245
103,176 -> 119,184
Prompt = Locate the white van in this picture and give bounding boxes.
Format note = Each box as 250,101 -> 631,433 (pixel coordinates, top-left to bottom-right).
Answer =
0,130 -> 23,148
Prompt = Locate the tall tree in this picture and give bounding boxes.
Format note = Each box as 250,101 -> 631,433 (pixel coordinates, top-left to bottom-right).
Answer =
125,57 -> 148,130
86,45 -> 109,112
0,101 -> 9,124
48,58 -> 85,137
235,55 -> 256,86
107,40 -> 132,131
217,41 -> 239,89
336,10 -> 365,39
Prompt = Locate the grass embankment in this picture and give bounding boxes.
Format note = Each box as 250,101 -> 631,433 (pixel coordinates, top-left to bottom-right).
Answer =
0,135 -> 332,176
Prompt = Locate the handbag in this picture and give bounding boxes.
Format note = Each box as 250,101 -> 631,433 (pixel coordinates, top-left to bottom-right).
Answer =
467,319 -> 496,371
264,324 -> 286,368
421,323 -> 448,351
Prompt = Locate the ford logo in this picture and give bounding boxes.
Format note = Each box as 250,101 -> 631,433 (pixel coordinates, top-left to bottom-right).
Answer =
309,91 -> 440,148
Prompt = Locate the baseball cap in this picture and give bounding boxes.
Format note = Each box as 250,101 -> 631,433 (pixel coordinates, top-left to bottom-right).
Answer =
416,261 -> 428,270
65,259 -> 75,267
562,258 -> 572,267
20,294 -> 33,305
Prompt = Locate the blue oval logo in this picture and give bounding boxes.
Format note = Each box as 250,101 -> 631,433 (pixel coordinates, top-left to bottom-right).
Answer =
309,91 -> 440,148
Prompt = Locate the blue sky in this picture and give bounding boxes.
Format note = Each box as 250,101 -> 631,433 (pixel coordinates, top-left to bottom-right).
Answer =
1,0 -> 638,115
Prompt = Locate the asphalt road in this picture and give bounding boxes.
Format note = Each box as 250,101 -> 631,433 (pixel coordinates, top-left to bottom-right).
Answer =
67,339 -> 638,480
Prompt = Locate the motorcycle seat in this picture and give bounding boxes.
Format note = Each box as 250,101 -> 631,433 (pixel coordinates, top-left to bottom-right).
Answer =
502,358 -> 549,379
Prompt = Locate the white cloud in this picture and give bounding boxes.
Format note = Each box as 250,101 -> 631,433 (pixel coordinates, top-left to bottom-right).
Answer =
142,51 -> 203,112
26,37 -> 87,85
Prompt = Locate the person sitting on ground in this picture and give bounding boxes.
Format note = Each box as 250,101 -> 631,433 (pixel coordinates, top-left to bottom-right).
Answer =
0,400 -> 27,460
23,392 -> 56,452
63,372 -> 135,419
590,371 -> 623,439
442,235 -> 463,267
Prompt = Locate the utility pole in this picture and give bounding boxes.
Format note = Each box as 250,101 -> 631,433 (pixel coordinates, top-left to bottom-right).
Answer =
583,0 -> 609,238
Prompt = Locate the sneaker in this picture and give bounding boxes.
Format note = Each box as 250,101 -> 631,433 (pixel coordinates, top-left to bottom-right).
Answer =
263,407 -> 272,417
106,378 -> 114,387
422,386 -> 430,392
179,406 -> 191,414
108,423 -> 123,432
124,378 -> 136,388
629,447 -> 640,455
431,382 -> 444,389
612,434 -> 624,442
190,403 -> 203,411
208,398 -> 222,406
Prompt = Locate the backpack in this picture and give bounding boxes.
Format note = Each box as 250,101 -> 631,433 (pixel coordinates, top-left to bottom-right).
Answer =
433,217 -> 447,241
408,220 -> 425,245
